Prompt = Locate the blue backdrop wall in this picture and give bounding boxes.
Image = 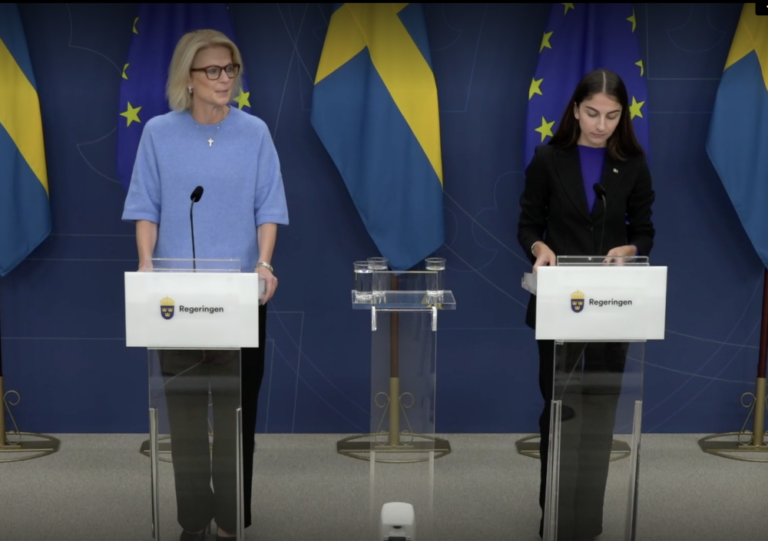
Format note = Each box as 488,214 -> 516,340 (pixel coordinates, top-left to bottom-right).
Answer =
1,3 -> 758,435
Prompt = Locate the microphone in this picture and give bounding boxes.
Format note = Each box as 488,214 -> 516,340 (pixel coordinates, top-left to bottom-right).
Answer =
190,186 -> 204,271
593,183 -> 607,256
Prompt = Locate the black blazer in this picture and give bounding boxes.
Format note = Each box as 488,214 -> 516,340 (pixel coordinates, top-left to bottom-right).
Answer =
517,144 -> 655,329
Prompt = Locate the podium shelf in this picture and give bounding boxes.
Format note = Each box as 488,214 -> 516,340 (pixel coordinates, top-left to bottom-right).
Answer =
351,290 -> 456,311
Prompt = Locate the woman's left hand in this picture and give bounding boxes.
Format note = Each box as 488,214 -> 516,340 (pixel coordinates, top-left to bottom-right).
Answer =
256,264 -> 277,304
604,245 -> 638,265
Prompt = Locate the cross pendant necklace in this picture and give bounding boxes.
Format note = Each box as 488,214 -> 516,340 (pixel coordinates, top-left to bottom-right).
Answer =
193,121 -> 221,147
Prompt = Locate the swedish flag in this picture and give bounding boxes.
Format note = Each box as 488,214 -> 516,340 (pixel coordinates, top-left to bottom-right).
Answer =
0,4 -> 51,277
311,3 -> 444,271
524,3 -> 649,167
116,3 -> 250,192
707,4 -> 768,269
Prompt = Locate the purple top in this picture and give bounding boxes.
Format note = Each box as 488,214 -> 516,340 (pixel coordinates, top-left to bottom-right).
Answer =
577,144 -> 640,256
578,144 -> 606,212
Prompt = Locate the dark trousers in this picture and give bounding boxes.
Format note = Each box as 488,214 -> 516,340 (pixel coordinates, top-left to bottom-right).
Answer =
537,340 -> 628,540
159,303 -> 267,533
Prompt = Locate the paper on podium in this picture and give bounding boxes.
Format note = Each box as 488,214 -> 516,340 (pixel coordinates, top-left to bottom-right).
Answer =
522,272 -> 537,295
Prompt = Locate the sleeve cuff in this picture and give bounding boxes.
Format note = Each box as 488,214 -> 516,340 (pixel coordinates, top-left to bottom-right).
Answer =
255,214 -> 289,227
122,212 -> 160,223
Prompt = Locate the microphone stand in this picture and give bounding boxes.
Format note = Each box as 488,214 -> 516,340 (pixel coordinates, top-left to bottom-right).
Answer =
190,200 -> 197,272
592,183 -> 608,258
598,193 -> 607,256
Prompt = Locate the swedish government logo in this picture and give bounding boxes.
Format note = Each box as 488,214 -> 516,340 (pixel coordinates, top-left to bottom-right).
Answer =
571,290 -> 585,313
160,297 -> 175,320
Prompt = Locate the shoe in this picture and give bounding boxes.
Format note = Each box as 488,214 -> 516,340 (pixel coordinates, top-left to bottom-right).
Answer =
561,405 -> 576,421
180,531 -> 206,541
215,529 -> 236,541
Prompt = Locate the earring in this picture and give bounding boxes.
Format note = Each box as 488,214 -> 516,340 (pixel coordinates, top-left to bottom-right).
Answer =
188,87 -> 193,95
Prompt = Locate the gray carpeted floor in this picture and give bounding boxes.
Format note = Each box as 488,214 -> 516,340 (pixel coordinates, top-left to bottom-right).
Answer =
1,434 -> 765,541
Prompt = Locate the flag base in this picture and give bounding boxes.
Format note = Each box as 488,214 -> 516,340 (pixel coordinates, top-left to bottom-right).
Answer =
336,433 -> 451,464
697,433 -> 768,462
1,376 -> 60,462
698,377 -> 768,462
515,434 -> 632,462
0,434 -> 60,463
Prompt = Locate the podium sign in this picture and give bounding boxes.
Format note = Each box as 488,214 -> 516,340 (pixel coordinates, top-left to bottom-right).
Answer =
520,257 -> 668,541
124,272 -> 261,348
535,266 -> 667,341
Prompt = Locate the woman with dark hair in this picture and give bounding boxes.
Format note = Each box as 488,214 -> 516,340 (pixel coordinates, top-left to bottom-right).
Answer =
518,69 -> 655,541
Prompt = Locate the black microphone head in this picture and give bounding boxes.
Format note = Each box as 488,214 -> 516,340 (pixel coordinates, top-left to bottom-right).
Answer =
190,186 -> 204,202
593,183 -> 607,198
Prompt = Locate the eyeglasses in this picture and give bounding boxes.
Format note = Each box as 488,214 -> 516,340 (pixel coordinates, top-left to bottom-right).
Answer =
189,63 -> 241,81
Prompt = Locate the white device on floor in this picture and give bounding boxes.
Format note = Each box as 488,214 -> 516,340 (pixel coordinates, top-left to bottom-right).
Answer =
380,502 -> 415,540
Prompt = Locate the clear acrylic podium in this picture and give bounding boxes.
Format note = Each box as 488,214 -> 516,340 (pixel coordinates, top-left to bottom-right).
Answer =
530,256 -> 667,541
124,259 -> 263,541
341,269 -> 456,540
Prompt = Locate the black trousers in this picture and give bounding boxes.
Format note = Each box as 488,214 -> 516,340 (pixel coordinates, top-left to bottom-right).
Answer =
159,303 -> 267,533
537,340 -> 628,540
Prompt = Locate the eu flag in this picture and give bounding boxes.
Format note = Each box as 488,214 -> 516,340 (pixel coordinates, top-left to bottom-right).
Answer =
524,3 -> 649,168
116,3 -> 250,192
310,3 -> 444,271
707,4 -> 768,269
0,4 -> 51,277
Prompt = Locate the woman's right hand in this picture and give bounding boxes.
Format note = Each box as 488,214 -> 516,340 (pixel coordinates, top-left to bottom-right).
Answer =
138,259 -> 153,272
533,242 -> 556,273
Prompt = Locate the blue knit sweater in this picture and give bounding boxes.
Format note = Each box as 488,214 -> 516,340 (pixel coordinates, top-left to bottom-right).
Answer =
122,107 -> 289,272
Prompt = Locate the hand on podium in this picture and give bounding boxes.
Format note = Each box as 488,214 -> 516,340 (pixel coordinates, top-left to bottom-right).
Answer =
255,263 -> 277,304
603,245 -> 637,265
532,241 -> 556,273
138,259 -> 153,272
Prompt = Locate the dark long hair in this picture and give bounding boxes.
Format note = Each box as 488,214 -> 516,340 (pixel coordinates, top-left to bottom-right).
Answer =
549,69 -> 644,161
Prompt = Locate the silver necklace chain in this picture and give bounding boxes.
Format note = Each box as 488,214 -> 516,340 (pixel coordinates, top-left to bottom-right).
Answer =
193,121 -> 221,147
191,110 -> 228,147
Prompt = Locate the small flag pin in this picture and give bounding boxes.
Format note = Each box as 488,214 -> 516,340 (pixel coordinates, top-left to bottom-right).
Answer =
613,168 -> 619,173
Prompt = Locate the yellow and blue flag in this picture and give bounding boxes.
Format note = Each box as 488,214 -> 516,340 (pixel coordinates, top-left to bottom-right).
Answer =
707,4 -> 768,268
525,3 -> 649,166
0,4 -> 51,277
310,3 -> 444,271
117,3 -> 250,192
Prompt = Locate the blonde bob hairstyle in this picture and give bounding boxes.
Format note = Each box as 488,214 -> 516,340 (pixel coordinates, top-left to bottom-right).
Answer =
166,29 -> 244,112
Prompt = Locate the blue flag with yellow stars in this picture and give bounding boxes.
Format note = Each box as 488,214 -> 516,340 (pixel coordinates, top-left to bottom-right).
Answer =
310,3 -> 444,271
524,3 -> 649,167
116,3 -> 250,192
0,3 -> 51,277
707,4 -> 768,269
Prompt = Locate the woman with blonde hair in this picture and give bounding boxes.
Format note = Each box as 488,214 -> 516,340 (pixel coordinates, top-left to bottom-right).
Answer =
123,29 -> 288,540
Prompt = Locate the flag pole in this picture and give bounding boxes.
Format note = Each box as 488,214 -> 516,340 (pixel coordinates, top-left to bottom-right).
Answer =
0,281 -> 61,461
698,269 -> 768,460
751,269 -> 768,447
0,284 -> 7,446
388,274 -> 400,447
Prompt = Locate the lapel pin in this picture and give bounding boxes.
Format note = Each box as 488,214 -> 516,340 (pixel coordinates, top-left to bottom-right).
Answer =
613,168 -> 619,173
